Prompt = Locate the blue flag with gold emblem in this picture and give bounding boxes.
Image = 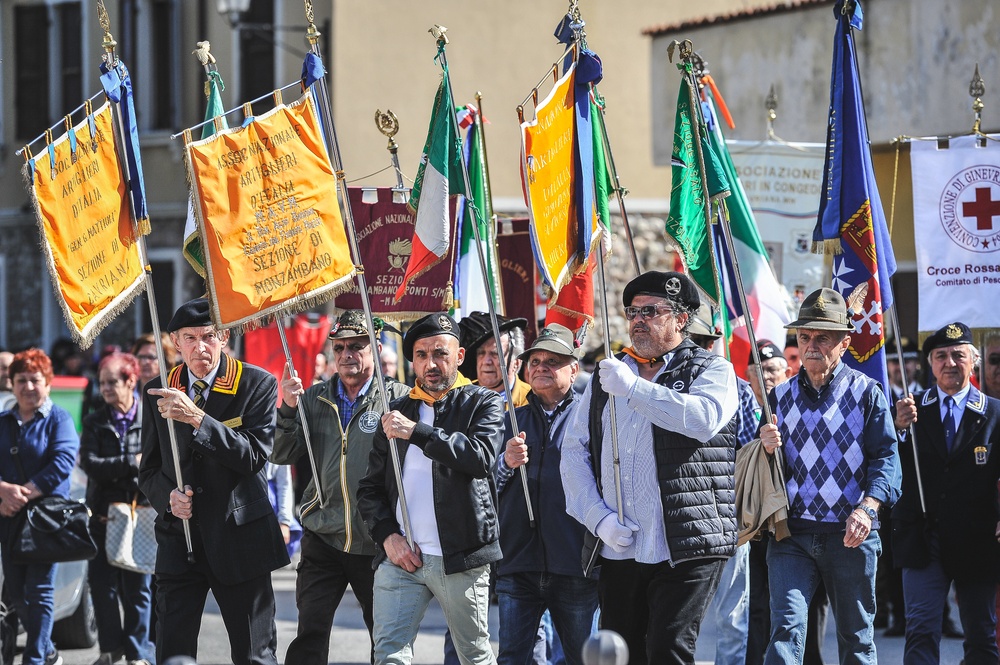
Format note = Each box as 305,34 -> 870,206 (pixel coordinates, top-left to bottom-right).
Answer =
814,0 -> 897,394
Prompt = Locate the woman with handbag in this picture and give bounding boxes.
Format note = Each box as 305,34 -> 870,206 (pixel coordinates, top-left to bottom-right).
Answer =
0,349 -> 79,665
80,352 -> 154,665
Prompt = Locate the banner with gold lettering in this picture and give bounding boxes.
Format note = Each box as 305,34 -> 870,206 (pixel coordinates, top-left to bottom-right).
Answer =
334,187 -> 456,321
184,89 -> 355,330
23,101 -> 145,348
521,63 -> 578,297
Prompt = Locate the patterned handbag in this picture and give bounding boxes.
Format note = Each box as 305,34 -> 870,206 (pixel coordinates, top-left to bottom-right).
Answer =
105,494 -> 157,574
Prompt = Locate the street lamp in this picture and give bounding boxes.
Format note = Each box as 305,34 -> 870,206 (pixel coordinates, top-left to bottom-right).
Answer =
217,0 -> 251,29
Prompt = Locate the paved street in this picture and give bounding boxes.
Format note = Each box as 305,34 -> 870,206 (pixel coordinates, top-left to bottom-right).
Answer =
44,563 -> 968,664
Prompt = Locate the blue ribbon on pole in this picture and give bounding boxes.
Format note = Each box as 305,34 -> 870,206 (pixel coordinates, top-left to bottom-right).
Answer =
100,60 -> 148,224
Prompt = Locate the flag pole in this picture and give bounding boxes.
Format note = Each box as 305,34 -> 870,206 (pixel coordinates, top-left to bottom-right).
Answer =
276,323 -> 327,508
473,92 -> 507,314
374,109 -> 407,193
96,0 -> 194,563
593,98 -> 642,277
433,28 -> 536,528
301,2 -> 413,548
887,306 -> 927,515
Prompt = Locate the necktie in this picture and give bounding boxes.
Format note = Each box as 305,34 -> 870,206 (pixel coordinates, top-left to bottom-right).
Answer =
192,379 -> 209,408
943,395 -> 956,451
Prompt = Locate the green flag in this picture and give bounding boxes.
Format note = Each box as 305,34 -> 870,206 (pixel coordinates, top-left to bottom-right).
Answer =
184,71 -> 228,276
592,95 -> 614,246
664,66 -> 729,305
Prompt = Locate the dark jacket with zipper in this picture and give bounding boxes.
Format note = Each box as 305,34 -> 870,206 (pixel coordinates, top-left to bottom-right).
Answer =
80,399 -> 148,518
357,384 -> 504,574
496,390 -> 589,578
272,375 -> 408,555
584,341 -> 738,571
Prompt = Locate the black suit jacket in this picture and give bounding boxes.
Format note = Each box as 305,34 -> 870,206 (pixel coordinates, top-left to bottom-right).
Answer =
892,386 -> 1000,582
139,353 -> 289,585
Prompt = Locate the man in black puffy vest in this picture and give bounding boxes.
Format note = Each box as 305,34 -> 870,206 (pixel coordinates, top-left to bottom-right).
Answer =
560,271 -> 739,665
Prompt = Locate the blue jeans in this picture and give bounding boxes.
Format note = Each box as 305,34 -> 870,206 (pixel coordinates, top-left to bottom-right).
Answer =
902,533 -> 999,665
714,543 -> 749,665
496,572 -> 598,665
1,558 -> 56,665
88,530 -> 155,662
373,556 -> 494,665
764,531 -> 880,665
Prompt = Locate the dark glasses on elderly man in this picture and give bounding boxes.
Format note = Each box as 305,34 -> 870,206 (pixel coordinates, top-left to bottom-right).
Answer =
624,304 -> 675,321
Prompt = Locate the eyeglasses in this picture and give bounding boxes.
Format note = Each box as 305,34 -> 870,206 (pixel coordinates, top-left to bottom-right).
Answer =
624,304 -> 674,321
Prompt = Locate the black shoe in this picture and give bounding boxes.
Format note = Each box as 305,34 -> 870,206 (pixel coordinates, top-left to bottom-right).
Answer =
884,623 -> 906,637
45,650 -> 64,665
942,620 -> 964,639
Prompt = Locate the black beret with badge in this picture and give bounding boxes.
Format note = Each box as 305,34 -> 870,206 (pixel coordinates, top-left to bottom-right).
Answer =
402,313 -> 460,362
886,336 -> 919,361
519,323 -> 582,361
753,341 -> 785,365
167,298 -> 213,332
622,271 -> 701,309
457,311 -> 528,379
922,321 -> 973,358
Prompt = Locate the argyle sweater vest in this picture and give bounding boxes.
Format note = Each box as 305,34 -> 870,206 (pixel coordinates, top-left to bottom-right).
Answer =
774,368 -> 875,524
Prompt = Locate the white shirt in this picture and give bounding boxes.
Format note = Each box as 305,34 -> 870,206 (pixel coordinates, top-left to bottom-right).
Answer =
396,401 -> 442,556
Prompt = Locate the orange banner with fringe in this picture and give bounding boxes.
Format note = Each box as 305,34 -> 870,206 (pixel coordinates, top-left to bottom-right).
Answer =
24,102 -> 144,348
185,89 -> 355,330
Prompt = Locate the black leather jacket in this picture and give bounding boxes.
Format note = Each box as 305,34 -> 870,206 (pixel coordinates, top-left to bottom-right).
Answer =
357,383 -> 504,574
80,400 -> 148,517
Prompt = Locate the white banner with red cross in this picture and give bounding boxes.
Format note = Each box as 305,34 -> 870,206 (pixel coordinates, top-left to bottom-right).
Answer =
911,136 -> 1000,332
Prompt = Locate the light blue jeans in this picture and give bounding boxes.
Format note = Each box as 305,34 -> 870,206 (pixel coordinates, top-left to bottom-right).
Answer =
764,531 -> 880,665
373,555 -> 495,665
714,542 -> 750,665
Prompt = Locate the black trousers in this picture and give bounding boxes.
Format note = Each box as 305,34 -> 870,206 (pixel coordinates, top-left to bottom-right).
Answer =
598,557 -> 725,665
284,530 -> 376,665
155,536 -> 278,665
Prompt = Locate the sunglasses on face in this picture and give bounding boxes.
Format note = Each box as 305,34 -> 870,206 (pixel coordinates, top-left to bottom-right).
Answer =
624,304 -> 675,321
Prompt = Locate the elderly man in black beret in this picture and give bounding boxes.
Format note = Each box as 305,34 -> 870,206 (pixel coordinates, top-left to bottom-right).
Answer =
139,298 -> 288,665
893,322 -> 1000,665
458,312 -> 530,409
560,271 -> 739,665
357,313 -> 504,665
758,287 -> 900,665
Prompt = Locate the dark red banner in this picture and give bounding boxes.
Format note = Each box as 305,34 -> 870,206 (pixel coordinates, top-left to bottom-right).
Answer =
335,187 -> 457,320
496,217 -> 539,347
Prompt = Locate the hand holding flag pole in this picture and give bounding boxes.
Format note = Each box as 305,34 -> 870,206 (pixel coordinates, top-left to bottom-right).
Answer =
276,325 -> 326,508
301,1 -> 414,548
96,0 -> 195,563
432,27 -> 536,529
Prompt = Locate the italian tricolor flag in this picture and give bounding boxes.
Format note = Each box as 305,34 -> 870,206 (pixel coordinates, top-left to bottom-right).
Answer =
395,77 -> 466,302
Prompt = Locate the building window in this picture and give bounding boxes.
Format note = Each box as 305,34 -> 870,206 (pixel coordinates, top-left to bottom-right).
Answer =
117,0 -> 179,131
239,0 -> 275,103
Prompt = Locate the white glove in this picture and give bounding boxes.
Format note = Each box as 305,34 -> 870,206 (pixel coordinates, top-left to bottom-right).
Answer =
599,357 -> 638,397
596,513 -> 640,553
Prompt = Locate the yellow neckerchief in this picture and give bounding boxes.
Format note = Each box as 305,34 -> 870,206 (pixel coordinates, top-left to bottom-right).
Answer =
409,373 -> 473,406
621,346 -> 666,366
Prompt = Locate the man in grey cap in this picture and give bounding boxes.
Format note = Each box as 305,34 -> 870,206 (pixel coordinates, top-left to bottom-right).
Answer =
357,312 -> 503,665
560,271 -> 739,665
272,310 -> 408,664
495,323 -> 597,665
758,287 -> 900,665
140,298 -> 288,665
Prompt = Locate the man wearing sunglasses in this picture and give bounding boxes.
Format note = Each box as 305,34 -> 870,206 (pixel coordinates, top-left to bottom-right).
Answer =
561,270 -> 739,665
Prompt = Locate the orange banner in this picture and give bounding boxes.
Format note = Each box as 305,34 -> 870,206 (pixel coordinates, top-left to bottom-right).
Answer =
25,102 -> 144,348
186,90 -> 355,330
521,63 -> 577,296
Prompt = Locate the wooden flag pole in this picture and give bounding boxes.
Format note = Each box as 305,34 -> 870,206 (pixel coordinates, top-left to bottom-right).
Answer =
97,0 -> 195,563
434,28 -> 536,528
301,1 -> 413,548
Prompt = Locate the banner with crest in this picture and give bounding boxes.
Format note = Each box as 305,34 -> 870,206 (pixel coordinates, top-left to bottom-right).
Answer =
334,187 -> 457,320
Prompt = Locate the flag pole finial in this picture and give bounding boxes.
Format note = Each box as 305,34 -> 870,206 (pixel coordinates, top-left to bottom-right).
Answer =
429,25 -> 449,46
304,0 -> 321,47
96,0 -> 117,63
970,63 -> 985,134
766,84 -> 778,139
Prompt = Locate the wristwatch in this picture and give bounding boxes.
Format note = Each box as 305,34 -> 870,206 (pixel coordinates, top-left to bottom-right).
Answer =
856,504 -> 879,528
